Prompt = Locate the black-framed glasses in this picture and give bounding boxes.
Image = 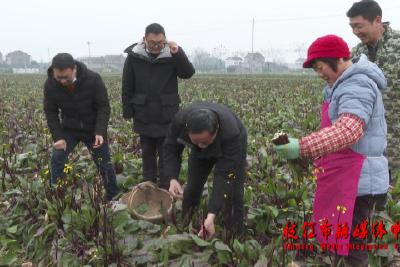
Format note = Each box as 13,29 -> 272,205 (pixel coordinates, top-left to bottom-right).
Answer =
54,75 -> 75,84
146,40 -> 167,49
54,76 -> 74,82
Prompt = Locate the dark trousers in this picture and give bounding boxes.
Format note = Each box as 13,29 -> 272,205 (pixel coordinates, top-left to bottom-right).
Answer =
182,151 -> 245,233
50,132 -> 119,201
343,194 -> 387,267
139,135 -> 165,184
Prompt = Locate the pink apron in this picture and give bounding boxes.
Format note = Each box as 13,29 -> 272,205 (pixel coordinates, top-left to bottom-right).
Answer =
313,101 -> 365,256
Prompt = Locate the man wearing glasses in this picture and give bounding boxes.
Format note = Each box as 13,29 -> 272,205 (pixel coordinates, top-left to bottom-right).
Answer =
122,23 -> 195,186
162,102 -> 247,239
44,53 -> 119,201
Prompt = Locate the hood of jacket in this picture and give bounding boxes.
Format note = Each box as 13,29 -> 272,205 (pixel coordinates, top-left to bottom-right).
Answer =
124,41 -> 173,62
332,54 -> 387,92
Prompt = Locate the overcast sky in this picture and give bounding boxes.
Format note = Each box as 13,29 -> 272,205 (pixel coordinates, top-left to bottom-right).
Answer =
1,0 -> 400,63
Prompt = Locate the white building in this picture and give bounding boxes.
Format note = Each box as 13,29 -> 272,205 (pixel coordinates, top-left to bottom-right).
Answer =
12,68 -> 40,74
6,50 -> 31,67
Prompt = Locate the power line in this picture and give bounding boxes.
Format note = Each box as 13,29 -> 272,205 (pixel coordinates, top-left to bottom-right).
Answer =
257,14 -> 343,22
170,5 -> 400,36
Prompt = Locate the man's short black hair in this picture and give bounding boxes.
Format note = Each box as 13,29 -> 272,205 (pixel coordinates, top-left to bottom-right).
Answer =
186,109 -> 219,134
346,0 -> 382,22
51,53 -> 75,69
145,23 -> 165,36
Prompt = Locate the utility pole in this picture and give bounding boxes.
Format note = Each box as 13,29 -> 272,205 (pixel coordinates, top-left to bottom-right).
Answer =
251,18 -> 255,54
47,48 -> 51,64
87,41 -> 91,66
250,18 -> 255,73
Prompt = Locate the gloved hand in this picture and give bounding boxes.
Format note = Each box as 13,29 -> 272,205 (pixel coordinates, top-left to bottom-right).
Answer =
273,138 -> 300,160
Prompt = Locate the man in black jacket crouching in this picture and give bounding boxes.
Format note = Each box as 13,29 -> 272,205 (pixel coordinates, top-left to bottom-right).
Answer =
162,102 -> 247,238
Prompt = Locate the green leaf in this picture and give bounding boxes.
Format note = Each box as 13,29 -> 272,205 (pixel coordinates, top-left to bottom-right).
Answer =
135,203 -> 149,215
288,198 -> 297,207
233,239 -> 244,255
0,252 -> 18,265
275,184 -> 286,198
2,239 -> 19,251
301,188 -> 307,199
216,250 -> 231,264
61,252 -> 80,267
113,210 -> 130,228
161,244 -> 169,266
62,209 -> 72,224
267,205 -> 279,218
190,234 -> 211,247
168,243 -> 183,255
125,221 -> 141,234
3,189 -> 22,195
73,229 -> 87,241
122,235 -> 138,251
214,240 -> 232,252
244,240 -> 260,260
6,225 -> 18,234
239,260 -> 250,267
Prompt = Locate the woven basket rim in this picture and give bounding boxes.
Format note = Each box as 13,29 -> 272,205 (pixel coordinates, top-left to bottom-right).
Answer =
122,182 -> 174,221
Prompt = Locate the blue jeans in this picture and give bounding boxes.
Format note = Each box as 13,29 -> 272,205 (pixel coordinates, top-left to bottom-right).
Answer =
50,133 -> 119,200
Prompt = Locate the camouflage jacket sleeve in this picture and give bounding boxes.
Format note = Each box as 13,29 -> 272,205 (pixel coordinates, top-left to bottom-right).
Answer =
376,24 -> 400,91
351,23 -> 400,92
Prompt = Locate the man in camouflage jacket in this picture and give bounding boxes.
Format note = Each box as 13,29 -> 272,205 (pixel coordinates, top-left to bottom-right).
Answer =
348,0 -> 400,171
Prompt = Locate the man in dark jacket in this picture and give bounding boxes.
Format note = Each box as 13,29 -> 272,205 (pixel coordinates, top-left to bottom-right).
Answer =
122,23 -> 195,186
44,53 -> 119,200
163,102 -> 247,238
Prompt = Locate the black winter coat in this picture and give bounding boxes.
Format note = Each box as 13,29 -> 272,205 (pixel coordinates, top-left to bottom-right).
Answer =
163,102 -> 247,214
122,42 -> 195,137
44,61 -> 110,141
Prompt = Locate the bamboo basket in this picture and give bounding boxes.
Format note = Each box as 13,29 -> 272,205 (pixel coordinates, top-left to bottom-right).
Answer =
120,181 -> 173,223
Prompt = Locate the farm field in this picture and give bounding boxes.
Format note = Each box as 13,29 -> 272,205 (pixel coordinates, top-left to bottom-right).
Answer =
1,73 -> 400,266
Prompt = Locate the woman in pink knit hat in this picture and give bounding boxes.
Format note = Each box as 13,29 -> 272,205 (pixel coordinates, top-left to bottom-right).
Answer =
274,35 -> 389,266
